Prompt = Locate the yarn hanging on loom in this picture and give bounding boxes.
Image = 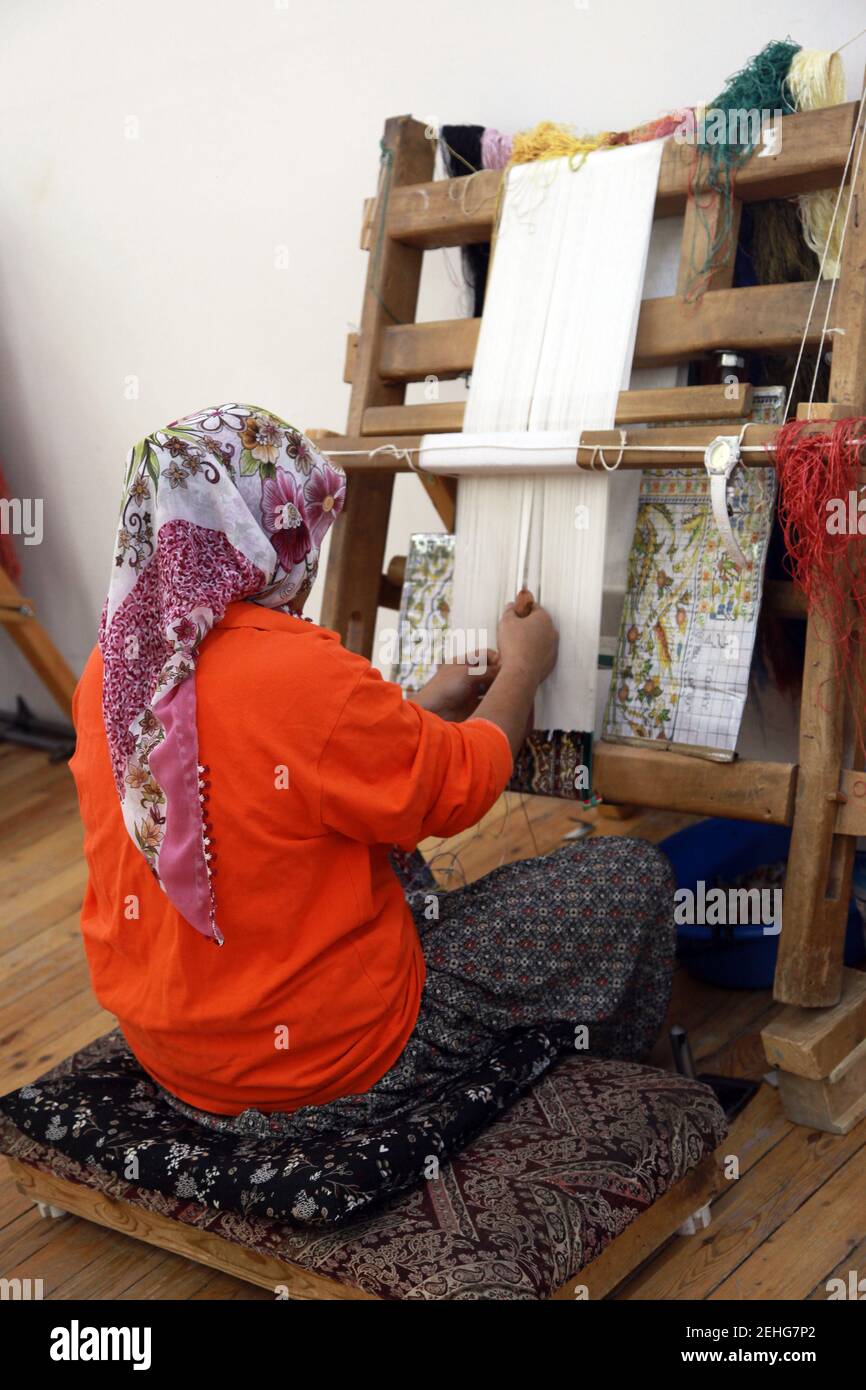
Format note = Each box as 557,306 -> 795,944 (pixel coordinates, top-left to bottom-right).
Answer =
684,37 -> 802,300
440,125 -> 490,317
442,40 -> 806,314
508,120 -> 615,170
437,107 -> 690,317
481,127 -> 512,169
506,108 -> 694,169
746,199 -> 820,285
452,139 -> 666,734
773,417 -> 866,737
785,50 -> 849,278
740,198 -> 821,695
614,110 -> 694,146
735,199 -> 828,417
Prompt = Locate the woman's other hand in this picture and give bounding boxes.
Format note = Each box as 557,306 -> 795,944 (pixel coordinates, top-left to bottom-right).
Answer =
410,650 -> 500,722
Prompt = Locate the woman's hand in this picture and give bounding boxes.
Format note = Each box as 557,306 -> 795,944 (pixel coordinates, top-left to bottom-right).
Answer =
468,597 -> 558,757
497,601 -> 558,684
410,650 -> 500,722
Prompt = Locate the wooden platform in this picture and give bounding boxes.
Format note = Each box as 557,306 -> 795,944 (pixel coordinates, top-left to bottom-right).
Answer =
1,744 -> 864,1300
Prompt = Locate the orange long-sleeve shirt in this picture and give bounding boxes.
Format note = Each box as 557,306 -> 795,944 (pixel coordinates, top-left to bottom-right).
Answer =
70,602 -> 512,1115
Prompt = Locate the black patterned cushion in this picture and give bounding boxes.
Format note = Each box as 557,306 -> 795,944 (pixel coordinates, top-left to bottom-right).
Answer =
0,1031 -> 725,1299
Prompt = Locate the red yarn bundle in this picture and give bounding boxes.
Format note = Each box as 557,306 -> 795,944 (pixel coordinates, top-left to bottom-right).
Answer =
773,416 -> 866,729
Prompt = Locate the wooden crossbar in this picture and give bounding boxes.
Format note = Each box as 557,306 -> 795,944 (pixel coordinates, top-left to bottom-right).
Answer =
385,103 -> 860,249
360,384 -> 753,435
316,92 -> 866,1027
312,423 -> 829,471
343,281 -> 832,387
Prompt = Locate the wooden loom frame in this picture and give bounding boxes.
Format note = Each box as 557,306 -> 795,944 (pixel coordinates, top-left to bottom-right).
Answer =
312,95 -> 866,1114
9,95 -> 866,1306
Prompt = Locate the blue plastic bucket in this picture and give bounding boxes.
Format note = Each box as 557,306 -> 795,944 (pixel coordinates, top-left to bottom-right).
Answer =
659,818 -> 866,989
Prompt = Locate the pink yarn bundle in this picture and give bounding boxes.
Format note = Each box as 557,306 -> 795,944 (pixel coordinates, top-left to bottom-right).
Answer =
481,127 -> 513,170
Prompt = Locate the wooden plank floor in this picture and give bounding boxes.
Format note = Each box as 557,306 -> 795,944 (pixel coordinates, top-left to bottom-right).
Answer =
1,743 -> 864,1301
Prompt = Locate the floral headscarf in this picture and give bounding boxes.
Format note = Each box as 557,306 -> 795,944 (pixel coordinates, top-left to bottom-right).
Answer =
100,403 -> 346,944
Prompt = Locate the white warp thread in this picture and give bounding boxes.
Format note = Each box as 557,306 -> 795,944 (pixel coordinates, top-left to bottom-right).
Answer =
450,139 -> 665,730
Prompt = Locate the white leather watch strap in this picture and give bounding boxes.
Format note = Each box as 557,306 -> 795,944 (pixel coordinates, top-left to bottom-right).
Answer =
704,436 -> 748,569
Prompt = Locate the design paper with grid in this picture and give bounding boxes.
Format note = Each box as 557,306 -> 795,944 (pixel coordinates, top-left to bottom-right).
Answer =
603,462 -> 776,760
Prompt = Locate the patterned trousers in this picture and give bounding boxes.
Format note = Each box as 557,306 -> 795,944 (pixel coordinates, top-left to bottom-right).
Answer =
163,835 -> 676,1141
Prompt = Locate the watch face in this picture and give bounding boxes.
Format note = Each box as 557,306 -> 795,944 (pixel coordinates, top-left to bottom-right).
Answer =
706,437 -> 733,472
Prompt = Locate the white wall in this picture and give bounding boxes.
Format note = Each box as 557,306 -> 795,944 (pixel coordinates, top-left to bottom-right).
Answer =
0,0 -> 863,718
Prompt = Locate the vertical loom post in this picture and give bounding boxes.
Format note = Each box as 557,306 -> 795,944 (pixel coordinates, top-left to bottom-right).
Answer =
320,116 -> 434,654
773,81 -> 866,1008
675,192 -> 742,297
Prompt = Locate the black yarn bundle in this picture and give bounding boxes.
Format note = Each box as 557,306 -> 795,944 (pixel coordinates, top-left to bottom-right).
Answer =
440,124 -> 490,318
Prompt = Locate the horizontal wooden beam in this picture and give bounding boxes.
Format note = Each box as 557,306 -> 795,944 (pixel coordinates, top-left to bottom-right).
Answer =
377,318 -> 476,382
775,1041 -> 866,1133
317,424 -> 786,471
634,281 -> 832,365
832,768 -> 866,837
8,1159 -> 377,1300
386,104 -> 859,251
593,742 -> 797,823
364,400 -> 466,433
357,281 -> 830,385
762,969 -> 866,1080
796,401 -> 853,421
361,383 -> 753,435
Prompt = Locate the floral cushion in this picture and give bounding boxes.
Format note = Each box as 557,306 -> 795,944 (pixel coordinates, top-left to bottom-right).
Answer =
0,1031 -> 725,1300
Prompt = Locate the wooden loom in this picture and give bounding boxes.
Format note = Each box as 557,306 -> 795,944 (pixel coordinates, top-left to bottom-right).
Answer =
313,95 -> 866,1133
11,99 -> 866,1308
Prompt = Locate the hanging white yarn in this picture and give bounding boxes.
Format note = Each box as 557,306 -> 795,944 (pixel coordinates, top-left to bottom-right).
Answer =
450,138 -> 665,732
787,50 -> 848,279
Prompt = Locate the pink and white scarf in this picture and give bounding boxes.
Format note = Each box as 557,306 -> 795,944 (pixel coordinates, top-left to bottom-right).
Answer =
99,402 -> 346,944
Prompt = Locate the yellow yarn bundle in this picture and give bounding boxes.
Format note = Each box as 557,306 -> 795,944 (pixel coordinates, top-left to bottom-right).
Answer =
509,120 -> 614,171
787,50 -> 848,279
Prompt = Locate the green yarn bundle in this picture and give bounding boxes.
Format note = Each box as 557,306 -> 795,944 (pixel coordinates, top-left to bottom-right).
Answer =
686,38 -> 802,299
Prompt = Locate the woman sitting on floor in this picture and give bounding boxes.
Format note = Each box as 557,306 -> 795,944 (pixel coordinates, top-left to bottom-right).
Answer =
71,403 -> 675,1139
